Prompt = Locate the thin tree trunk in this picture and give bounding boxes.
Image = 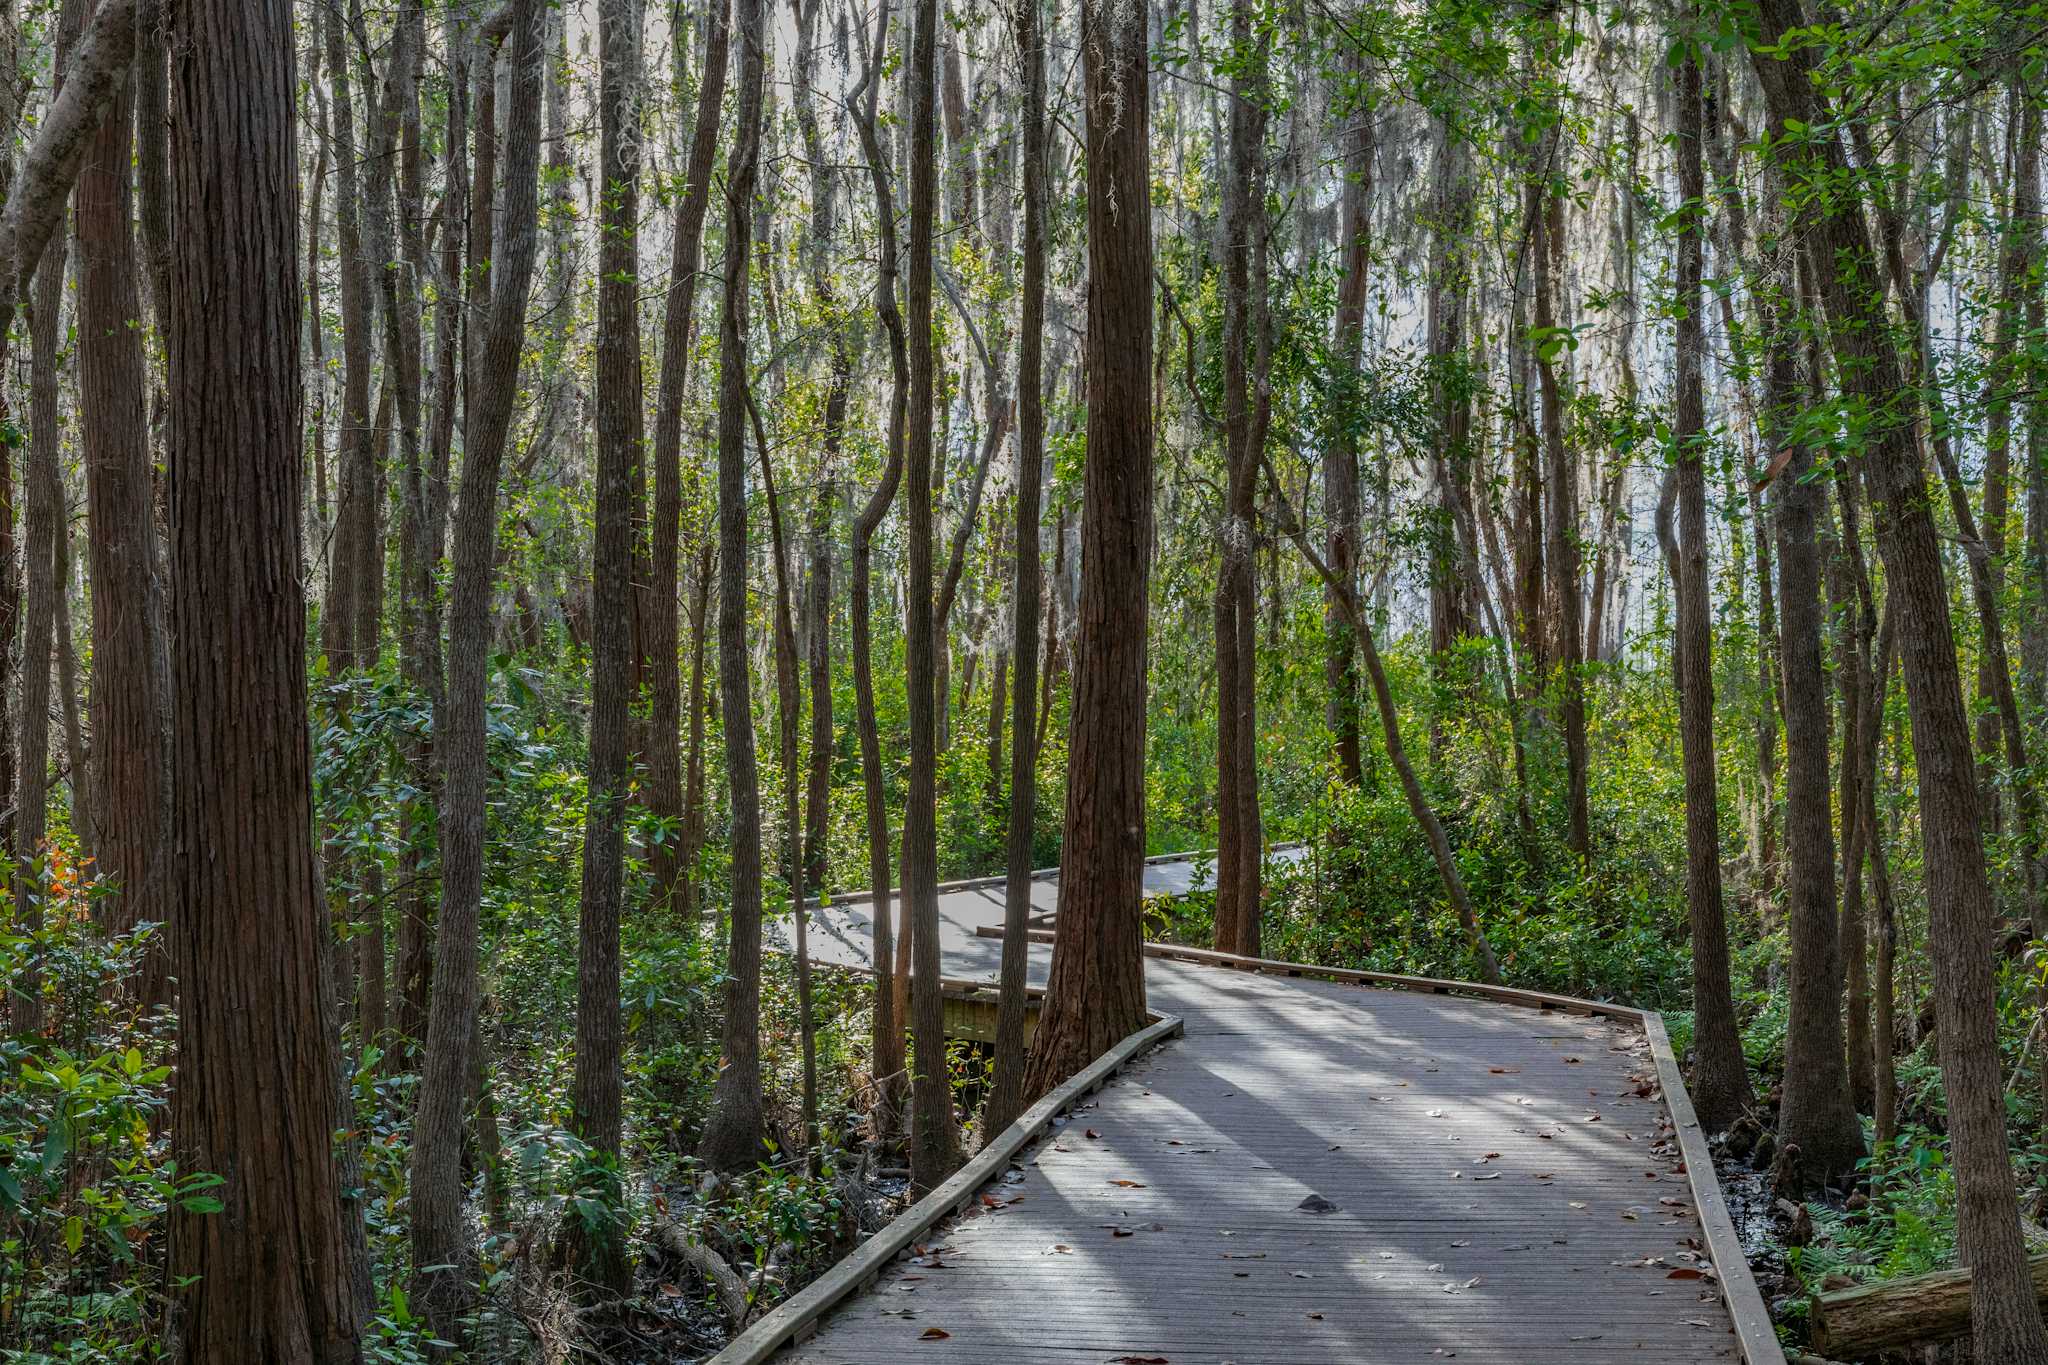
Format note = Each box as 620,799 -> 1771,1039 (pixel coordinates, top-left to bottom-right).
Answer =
697,0 -> 769,1174
646,0 -> 729,914
1763,240 -> 1863,1191
1325,49 -> 1369,789
11,240 -> 61,1039
562,0 -> 640,1301
986,0 -> 1048,1141
1212,0 -> 1266,960
903,0 -> 961,1191
1667,48 -> 1751,1131
410,3 -> 542,1338
849,0 -> 908,1137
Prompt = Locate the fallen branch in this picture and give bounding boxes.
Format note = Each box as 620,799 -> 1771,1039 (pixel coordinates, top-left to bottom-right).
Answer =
651,1221 -> 752,1328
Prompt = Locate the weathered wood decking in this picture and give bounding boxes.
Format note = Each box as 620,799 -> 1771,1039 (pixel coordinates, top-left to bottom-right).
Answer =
759,855 -> 1775,1365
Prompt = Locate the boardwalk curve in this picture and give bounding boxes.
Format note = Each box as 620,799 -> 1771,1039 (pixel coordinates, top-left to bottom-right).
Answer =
746,853 -> 1780,1365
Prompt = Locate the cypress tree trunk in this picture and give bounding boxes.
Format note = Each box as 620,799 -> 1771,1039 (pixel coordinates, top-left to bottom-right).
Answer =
162,0 -> 369,1350
76,20 -> 169,1008
1023,0 -> 1155,1100
1212,0 -> 1266,960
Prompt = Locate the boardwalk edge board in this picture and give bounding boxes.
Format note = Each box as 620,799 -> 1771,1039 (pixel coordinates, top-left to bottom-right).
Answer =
972,925 -> 1787,1365
707,1012 -> 1187,1365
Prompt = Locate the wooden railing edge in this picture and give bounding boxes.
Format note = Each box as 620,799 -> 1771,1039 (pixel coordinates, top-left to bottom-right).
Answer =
969,927 -> 1785,1365
707,1011 -> 1187,1365
1640,1012 -> 1786,1365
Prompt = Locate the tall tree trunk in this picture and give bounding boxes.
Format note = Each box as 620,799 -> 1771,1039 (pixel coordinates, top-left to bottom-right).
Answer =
399,16 -> 470,1051
1666,47 -> 1751,1131
849,0 -> 908,1136
1325,50 -> 1369,789
754,393 -> 820,1167
802,490 -> 835,894
986,0 -> 1048,1141
1211,0 -> 1266,960
410,3 -> 543,1338
564,0 -> 641,1301
1763,241 -> 1863,1191
1022,0 -> 1155,1099
1528,3 -> 1588,861
162,0 -> 369,1351
1749,10 -> 2046,1354
11,241 -> 60,1039
697,0 -> 769,1174
384,0 -> 439,1059
76,0 -> 170,1008
1835,473 -> 1876,1114
646,0 -> 729,915
903,0 -> 961,1191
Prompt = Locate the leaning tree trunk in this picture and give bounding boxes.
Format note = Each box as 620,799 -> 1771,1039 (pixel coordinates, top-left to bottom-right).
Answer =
1022,0 -> 1156,1101
1750,6 -> 2048,1355
162,0 -> 369,1352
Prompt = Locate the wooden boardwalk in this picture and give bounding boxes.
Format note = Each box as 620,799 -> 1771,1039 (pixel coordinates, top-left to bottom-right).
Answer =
764,856 -> 1763,1364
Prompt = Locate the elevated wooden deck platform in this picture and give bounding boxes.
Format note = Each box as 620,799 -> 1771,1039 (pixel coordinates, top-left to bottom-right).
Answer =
753,852 -> 1777,1365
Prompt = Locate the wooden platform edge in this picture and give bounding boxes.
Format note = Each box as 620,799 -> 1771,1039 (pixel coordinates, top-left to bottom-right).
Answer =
707,1012 -> 1187,1365
1642,1011 -> 1786,1365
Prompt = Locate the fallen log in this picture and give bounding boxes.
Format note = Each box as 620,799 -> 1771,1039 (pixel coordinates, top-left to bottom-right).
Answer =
651,1220 -> 753,1328
1810,1252 -> 2048,1357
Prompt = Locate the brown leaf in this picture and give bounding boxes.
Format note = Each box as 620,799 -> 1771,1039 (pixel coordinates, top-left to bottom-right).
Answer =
1109,1179 -> 1147,1188
1086,1129 -> 1102,1139
1109,1357 -> 1169,1364
919,1328 -> 951,1341
1666,1268 -> 1706,1280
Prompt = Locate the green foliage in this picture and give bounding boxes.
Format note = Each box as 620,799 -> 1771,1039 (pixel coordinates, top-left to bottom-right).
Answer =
1,880 -> 192,1361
